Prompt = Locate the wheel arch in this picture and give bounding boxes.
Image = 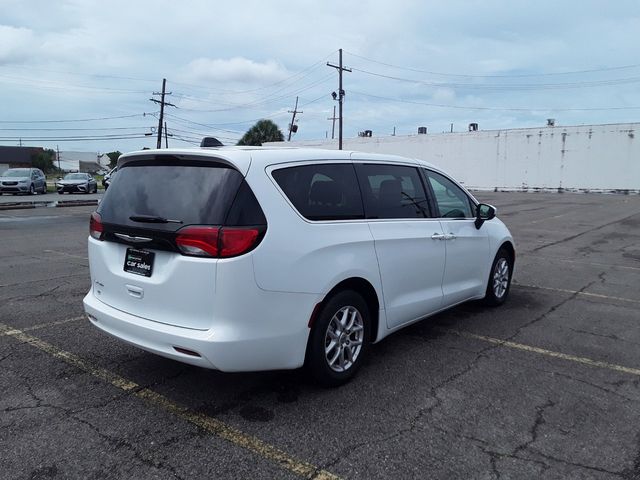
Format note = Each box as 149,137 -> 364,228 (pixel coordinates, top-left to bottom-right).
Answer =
499,240 -> 516,265
307,277 -> 381,349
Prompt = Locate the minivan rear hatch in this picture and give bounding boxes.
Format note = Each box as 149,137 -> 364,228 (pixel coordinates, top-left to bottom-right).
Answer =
89,153 -> 266,330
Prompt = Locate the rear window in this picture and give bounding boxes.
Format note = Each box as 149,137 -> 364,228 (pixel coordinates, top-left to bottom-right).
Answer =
272,163 -> 364,221
98,157 -> 263,230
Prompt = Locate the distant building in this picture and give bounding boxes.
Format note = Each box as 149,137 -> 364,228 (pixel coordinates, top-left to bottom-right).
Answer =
0,146 -> 110,174
0,146 -> 45,174
269,122 -> 639,193
58,151 -> 108,173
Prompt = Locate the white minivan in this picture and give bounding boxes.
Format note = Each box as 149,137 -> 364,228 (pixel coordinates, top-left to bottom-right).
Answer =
83,146 -> 514,385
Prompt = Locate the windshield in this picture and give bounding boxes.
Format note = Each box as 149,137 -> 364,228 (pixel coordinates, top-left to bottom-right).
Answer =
64,173 -> 87,180
3,169 -> 30,177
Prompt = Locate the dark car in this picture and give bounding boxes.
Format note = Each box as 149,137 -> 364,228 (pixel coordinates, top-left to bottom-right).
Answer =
102,167 -> 117,190
56,173 -> 98,194
0,168 -> 47,195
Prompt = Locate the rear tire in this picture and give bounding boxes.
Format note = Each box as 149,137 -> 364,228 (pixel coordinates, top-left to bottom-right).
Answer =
306,290 -> 370,387
483,248 -> 513,306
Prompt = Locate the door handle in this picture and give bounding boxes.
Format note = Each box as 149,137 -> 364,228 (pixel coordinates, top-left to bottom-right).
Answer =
431,233 -> 446,240
444,233 -> 457,240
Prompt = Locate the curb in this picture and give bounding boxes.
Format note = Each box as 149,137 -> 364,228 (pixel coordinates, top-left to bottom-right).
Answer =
0,199 -> 99,211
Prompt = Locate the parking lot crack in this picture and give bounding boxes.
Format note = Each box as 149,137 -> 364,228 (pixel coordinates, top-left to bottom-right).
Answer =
527,448 -> 624,477
620,432 -> 640,479
550,371 -> 640,403
531,212 -> 640,253
506,280 -> 596,341
67,412 -> 188,480
512,399 -> 555,457
3,282 -> 68,303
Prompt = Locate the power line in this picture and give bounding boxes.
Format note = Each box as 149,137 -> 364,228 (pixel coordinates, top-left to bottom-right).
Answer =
0,113 -> 152,124
0,135 -> 150,142
172,74 -> 334,113
0,74 -> 149,94
167,50 -> 338,95
350,90 -> 640,112
0,126 -> 150,131
345,51 -> 640,78
351,67 -> 640,90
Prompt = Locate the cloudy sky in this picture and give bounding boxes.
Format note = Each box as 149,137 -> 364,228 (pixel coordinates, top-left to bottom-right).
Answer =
1,0 -> 639,154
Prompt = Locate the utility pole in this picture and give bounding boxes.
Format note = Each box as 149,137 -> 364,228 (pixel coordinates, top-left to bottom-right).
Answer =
287,96 -> 302,141
327,48 -> 351,150
164,122 -> 169,148
56,145 -> 61,172
149,78 -> 176,149
327,106 -> 337,139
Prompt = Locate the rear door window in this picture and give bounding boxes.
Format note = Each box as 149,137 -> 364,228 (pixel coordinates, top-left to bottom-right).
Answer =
272,163 -> 364,221
355,164 -> 430,219
98,157 -> 246,231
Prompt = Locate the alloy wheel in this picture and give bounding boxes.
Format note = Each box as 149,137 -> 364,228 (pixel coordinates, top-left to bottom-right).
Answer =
493,258 -> 510,299
324,305 -> 364,372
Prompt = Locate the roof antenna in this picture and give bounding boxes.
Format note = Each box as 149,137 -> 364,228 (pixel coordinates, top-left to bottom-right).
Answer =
200,137 -> 224,147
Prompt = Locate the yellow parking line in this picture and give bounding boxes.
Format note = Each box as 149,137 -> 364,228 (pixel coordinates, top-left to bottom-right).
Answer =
445,328 -> 640,377
514,283 -> 640,305
0,322 -> 340,480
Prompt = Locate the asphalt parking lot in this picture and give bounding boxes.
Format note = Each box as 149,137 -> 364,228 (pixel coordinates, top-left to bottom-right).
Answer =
1,192 -> 639,479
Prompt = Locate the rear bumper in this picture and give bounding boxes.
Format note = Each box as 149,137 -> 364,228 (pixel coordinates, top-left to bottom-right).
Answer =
83,288 -> 314,372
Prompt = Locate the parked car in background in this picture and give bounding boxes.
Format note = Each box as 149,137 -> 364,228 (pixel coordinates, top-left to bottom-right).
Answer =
84,146 -> 515,386
0,168 -> 47,195
102,167 -> 117,190
56,172 -> 98,194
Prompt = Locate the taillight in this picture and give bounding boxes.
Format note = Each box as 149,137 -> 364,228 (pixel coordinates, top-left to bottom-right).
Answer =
90,212 -> 104,240
176,226 -> 219,257
175,226 -> 262,258
220,228 -> 260,257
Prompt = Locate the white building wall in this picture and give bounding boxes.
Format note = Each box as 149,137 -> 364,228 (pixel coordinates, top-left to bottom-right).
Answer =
275,123 -> 639,192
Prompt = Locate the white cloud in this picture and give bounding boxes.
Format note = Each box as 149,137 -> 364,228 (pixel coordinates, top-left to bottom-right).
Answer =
185,57 -> 290,85
0,25 -> 37,64
0,0 -> 639,152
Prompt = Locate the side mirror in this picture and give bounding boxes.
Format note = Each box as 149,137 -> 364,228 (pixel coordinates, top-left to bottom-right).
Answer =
474,203 -> 496,229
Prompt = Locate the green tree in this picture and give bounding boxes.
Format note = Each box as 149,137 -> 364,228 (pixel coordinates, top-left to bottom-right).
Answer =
32,149 -> 56,173
237,119 -> 284,146
106,151 -> 122,169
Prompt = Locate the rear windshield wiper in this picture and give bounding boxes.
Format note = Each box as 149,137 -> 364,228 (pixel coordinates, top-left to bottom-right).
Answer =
129,214 -> 183,224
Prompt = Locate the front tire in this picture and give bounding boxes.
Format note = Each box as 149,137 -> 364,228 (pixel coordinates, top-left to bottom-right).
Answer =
483,248 -> 513,306
29,184 -> 35,195
306,290 -> 370,387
